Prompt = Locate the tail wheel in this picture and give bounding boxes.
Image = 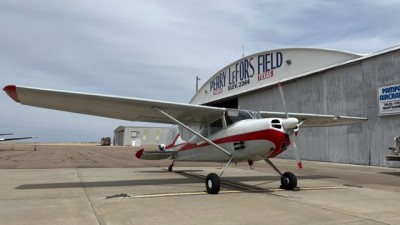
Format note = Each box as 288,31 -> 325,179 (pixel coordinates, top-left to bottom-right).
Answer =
280,172 -> 297,190
206,173 -> 220,194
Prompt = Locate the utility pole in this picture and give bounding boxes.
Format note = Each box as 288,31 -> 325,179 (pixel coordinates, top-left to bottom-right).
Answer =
196,76 -> 201,92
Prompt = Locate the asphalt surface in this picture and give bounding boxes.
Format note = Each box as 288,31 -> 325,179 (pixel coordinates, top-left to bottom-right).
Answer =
1,143 -> 400,225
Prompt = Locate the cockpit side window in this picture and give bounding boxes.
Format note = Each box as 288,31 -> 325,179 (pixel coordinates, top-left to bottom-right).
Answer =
225,113 -> 234,126
210,118 -> 223,135
199,125 -> 209,137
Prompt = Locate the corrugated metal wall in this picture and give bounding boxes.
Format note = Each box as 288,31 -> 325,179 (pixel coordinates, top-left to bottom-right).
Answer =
239,50 -> 400,167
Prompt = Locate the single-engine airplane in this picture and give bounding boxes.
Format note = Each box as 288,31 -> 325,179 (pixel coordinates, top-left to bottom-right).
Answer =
0,133 -> 36,142
3,83 -> 367,194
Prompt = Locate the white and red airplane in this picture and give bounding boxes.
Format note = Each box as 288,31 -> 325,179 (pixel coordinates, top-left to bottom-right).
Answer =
3,83 -> 367,194
0,133 -> 36,142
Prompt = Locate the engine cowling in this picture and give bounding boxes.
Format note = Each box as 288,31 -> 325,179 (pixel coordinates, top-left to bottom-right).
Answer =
282,118 -> 299,130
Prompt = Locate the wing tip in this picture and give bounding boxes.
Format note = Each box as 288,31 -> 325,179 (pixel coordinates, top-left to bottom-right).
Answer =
3,85 -> 20,103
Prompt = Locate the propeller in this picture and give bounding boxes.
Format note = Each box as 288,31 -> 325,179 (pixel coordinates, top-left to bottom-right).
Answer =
277,82 -> 302,169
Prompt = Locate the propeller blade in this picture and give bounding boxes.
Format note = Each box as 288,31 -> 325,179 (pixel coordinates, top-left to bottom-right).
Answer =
278,82 -> 289,118
290,133 -> 302,169
278,82 -> 302,169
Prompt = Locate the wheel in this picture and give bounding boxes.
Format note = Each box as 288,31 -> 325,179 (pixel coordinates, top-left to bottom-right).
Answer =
280,172 -> 297,190
168,165 -> 173,172
205,173 -> 220,194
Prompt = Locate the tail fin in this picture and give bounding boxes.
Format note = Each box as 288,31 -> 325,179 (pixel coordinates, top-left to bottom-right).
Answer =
160,125 -> 186,152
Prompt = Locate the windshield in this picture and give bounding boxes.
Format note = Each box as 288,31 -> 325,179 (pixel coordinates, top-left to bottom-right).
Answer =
225,109 -> 259,126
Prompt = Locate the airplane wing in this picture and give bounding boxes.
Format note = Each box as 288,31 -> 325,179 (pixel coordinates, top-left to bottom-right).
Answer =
0,136 -> 35,142
259,111 -> 367,127
3,85 -> 225,125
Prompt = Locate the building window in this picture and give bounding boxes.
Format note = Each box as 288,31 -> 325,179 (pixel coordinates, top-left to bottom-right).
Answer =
131,131 -> 139,138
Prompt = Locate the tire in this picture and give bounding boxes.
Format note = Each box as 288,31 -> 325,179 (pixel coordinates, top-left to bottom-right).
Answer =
280,172 -> 297,190
206,173 -> 220,194
168,165 -> 173,172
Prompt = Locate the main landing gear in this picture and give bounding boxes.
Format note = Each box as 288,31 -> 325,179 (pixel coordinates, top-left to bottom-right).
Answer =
204,158 -> 298,194
205,157 -> 234,194
205,173 -> 220,194
167,159 -> 223,194
167,159 -> 222,194
173,158 -> 297,194
264,158 -> 297,190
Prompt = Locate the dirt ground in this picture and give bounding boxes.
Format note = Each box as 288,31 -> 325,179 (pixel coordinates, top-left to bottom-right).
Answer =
0,143 -> 218,169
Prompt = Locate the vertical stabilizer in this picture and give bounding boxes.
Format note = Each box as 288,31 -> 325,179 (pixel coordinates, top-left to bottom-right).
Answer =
162,125 -> 186,151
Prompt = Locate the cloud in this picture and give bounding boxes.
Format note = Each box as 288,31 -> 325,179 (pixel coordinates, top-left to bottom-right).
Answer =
245,1 -> 400,52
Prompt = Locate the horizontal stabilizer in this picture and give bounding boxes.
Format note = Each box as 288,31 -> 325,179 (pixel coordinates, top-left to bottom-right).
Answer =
135,149 -> 172,160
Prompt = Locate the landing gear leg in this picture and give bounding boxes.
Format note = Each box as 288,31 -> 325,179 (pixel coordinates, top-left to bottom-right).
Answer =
264,159 -> 297,190
206,157 -> 235,194
168,159 -> 175,172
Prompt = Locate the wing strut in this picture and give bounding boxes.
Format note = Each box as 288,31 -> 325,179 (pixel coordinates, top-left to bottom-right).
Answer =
153,107 -> 232,157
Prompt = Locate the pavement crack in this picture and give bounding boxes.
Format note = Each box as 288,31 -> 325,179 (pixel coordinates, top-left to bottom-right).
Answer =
76,168 -> 103,225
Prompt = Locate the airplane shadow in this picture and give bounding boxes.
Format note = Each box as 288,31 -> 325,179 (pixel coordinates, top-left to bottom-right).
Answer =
220,175 -> 335,182
16,171 -> 335,190
379,171 -> 400,177
16,177 -> 199,190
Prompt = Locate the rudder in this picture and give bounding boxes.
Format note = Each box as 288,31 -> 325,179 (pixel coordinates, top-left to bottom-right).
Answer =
159,125 -> 186,152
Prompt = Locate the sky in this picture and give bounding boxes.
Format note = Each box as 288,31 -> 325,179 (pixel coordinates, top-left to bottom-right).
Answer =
1,0 -> 400,142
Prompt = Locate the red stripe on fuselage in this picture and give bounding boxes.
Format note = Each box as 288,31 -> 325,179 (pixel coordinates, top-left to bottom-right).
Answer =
166,134 -> 181,149
178,129 -> 290,158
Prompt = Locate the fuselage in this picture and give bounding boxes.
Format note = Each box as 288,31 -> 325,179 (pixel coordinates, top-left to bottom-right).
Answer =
172,110 -> 292,162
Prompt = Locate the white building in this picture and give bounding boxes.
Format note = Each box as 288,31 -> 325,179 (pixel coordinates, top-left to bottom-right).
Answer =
114,126 -> 171,147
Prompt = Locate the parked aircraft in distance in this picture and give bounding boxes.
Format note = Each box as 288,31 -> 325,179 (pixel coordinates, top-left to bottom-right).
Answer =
3,83 -> 367,194
0,133 -> 36,142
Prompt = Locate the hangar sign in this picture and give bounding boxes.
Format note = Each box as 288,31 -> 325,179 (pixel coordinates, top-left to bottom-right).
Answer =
190,48 -> 361,105
209,52 -> 283,96
377,82 -> 400,116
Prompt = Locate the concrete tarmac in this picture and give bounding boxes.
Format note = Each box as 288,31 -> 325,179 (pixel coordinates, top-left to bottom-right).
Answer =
1,143 -> 400,224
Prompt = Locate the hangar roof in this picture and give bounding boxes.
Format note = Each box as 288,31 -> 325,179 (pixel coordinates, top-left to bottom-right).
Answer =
190,46 -> 400,105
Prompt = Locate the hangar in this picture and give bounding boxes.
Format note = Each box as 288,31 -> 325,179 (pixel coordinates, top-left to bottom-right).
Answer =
190,46 -> 400,167
113,126 -> 170,147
